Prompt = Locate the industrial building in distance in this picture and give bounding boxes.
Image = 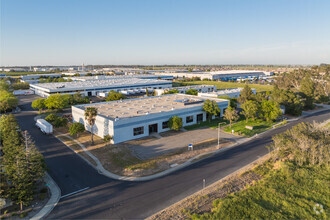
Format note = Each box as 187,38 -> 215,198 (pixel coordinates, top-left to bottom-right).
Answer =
154,85 -> 217,96
72,94 -> 229,143
154,70 -> 274,81
198,87 -> 257,99
30,78 -> 172,97
66,74 -> 173,81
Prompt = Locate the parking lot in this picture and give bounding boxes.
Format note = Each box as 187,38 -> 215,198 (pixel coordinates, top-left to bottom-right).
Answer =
127,127 -> 242,159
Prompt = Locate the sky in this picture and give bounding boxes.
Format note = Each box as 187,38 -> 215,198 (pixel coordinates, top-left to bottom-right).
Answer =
1,0 -> 330,66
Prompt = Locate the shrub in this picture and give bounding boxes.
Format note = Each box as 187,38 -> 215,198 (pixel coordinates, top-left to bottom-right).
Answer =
53,117 -> 68,128
45,113 -> 58,123
69,123 -> 85,136
103,134 -> 113,142
168,116 -> 183,131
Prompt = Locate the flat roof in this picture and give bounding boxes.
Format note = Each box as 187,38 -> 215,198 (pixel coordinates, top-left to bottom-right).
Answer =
67,74 -> 172,81
160,85 -> 216,90
31,78 -> 171,92
75,94 -> 227,120
155,70 -> 267,75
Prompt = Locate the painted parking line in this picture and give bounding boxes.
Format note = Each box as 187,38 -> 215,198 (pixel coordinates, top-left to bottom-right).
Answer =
60,187 -> 90,199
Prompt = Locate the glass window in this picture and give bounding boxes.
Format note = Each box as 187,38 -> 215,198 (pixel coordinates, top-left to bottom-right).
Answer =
186,115 -> 193,123
133,126 -> 144,136
162,121 -> 169,129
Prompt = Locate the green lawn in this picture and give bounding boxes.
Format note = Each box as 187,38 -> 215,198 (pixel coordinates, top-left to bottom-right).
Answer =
192,162 -> 329,219
224,119 -> 276,137
184,118 -> 229,130
177,81 -> 273,93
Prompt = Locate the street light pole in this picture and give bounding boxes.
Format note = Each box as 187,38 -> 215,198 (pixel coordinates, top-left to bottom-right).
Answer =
218,122 -> 226,148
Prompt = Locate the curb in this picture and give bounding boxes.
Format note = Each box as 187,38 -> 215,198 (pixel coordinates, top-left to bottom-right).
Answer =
36,107 -> 330,182
30,173 -> 61,220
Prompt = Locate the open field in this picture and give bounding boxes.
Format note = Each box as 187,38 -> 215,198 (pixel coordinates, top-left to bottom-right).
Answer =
150,156 -> 329,220
192,161 -> 329,219
176,81 -> 273,93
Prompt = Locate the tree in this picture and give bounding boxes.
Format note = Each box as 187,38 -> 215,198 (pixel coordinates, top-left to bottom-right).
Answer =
0,90 -> 18,113
45,113 -> 58,123
223,106 -> 239,128
84,107 -> 98,145
238,84 -> 254,104
185,89 -> 198,96
168,116 -> 183,131
241,100 -> 259,122
73,92 -> 89,104
31,98 -> 45,112
203,100 -> 221,121
62,94 -> 74,105
271,122 -> 329,166
44,93 -> 68,110
69,123 -> 85,137
299,74 -> 315,110
260,100 -> 282,121
163,89 -> 179,95
53,117 -> 68,128
0,79 -> 11,91
105,91 -> 126,102
270,86 -> 303,116
0,115 -> 45,211
12,82 -> 30,90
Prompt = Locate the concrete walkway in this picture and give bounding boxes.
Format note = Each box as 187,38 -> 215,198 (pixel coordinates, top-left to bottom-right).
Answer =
30,173 -> 61,220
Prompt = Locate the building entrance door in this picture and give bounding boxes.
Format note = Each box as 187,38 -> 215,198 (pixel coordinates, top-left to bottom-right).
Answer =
197,114 -> 203,123
149,123 -> 158,134
87,91 -> 92,96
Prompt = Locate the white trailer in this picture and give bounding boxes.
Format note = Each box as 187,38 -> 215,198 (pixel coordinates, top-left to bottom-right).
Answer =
36,119 -> 53,134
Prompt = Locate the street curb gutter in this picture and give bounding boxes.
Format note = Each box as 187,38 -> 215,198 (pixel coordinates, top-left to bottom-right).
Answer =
30,173 -> 61,220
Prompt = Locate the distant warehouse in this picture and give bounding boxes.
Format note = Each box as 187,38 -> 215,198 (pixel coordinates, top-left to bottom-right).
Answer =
66,74 -> 173,81
30,78 -> 172,97
72,94 -> 229,144
198,88 -> 257,99
154,70 -> 274,81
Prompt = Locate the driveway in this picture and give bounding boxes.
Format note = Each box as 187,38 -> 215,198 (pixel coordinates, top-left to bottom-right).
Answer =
16,94 -> 40,111
128,127 -> 243,159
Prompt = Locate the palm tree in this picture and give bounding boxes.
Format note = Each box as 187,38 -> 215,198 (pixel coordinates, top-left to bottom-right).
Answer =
84,107 -> 97,145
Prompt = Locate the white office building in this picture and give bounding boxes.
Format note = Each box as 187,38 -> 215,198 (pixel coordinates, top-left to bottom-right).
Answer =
154,85 -> 217,96
30,78 -> 172,97
198,88 -> 257,99
72,94 -> 229,144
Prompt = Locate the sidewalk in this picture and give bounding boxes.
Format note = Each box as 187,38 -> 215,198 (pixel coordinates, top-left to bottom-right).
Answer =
30,173 -> 61,220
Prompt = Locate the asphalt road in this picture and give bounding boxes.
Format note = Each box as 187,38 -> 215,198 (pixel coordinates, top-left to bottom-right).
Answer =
14,103 -> 330,219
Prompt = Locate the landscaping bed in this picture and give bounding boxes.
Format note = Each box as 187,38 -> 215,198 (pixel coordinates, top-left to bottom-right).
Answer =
223,119 -> 276,137
0,179 -> 50,219
184,118 -> 228,131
